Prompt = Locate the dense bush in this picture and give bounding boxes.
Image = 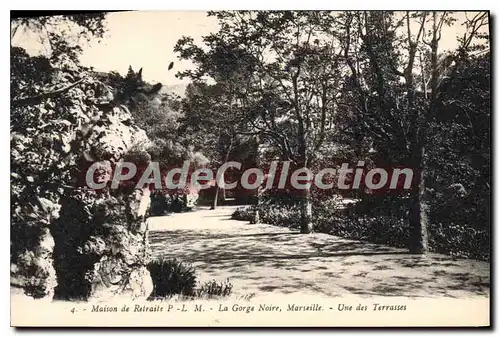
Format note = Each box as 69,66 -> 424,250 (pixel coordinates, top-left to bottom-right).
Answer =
232,195 -> 489,261
345,194 -> 490,260
149,192 -> 198,216
428,222 -> 489,261
148,258 -> 197,298
147,258 -> 233,300
313,205 -> 408,249
232,203 -> 301,229
231,206 -> 255,222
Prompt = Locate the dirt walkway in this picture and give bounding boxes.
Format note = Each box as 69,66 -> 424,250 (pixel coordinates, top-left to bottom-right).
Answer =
148,206 -> 490,299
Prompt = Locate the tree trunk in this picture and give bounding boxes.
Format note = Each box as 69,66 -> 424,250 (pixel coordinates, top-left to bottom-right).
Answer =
251,135 -> 261,224
300,186 -> 313,234
407,12 -> 439,255
211,139 -> 233,210
297,131 -> 312,234
408,146 -> 429,254
210,187 -> 219,210
251,187 -> 260,224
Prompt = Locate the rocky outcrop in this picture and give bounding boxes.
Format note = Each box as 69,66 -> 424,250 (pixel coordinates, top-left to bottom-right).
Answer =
11,50 -> 158,300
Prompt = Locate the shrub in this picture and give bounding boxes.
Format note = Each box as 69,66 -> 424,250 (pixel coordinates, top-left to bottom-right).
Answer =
259,203 -> 301,229
231,195 -> 489,261
149,192 -> 197,216
231,204 -> 301,229
147,258 -> 233,300
428,222 -> 489,260
195,279 -> 233,299
147,258 -> 197,298
313,204 -> 408,248
149,193 -> 170,216
231,206 -> 255,221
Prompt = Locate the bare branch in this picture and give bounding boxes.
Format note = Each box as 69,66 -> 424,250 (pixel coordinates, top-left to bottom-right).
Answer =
462,12 -> 489,50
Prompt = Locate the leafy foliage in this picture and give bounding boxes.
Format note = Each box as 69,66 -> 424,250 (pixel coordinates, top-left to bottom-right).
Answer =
147,258 -> 233,300
231,206 -> 255,222
149,191 -> 198,216
233,192 -> 489,260
148,258 -> 197,298
195,279 -> 233,299
212,11 -> 491,258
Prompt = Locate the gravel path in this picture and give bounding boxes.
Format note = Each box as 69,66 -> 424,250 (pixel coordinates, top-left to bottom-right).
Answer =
148,206 -> 490,299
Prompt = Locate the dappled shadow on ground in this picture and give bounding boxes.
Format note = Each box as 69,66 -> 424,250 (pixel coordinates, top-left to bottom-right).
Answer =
148,206 -> 490,299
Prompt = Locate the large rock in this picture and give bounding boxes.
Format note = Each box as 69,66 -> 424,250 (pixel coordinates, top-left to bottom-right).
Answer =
52,187 -> 153,300
11,61 -> 157,301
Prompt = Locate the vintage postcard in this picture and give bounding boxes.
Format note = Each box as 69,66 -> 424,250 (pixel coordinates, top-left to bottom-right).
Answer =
10,10 -> 491,327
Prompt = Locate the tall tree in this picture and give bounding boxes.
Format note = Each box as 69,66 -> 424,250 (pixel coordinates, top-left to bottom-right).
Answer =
338,11 -> 438,253
177,11 -> 344,232
336,11 -> 489,254
180,82 -> 240,208
175,34 -> 259,209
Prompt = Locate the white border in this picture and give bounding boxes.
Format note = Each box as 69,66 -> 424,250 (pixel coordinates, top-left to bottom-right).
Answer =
4,1 -> 496,10
2,2 -> 497,336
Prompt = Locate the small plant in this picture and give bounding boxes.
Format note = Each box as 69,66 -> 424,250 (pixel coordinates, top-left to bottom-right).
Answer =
195,279 -> 233,299
147,258 -> 197,299
231,206 -> 255,221
260,204 -> 301,229
147,257 -> 234,300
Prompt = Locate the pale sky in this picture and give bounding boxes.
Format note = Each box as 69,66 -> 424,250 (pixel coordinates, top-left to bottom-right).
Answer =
12,11 -> 489,89
78,11 -> 219,86
11,11 -> 220,88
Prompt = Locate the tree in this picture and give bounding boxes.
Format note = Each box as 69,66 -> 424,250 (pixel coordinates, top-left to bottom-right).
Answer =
174,10 -> 490,256
424,17 -> 490,259
176,11 -> 344,232
179,82 -> 245,209
175,35 -> 259,210
335,11 -> 490,254
334,11 -> 458,253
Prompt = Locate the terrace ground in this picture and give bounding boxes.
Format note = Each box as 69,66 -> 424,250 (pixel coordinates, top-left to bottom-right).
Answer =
148,205 -> 490,299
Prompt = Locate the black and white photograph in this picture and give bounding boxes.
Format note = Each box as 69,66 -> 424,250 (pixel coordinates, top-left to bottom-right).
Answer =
9,9 -> 491,327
